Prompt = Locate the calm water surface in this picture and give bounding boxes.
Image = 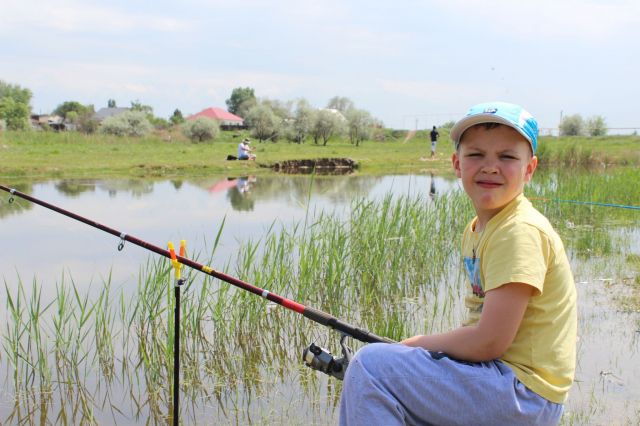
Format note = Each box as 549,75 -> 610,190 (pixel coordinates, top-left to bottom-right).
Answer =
1,174 -> 457,298
1,173 -> 639,425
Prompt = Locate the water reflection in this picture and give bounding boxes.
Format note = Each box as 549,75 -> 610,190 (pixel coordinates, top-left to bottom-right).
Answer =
1,169 -> 640,424
0,174 -> 459,299
0,182 -> 34,219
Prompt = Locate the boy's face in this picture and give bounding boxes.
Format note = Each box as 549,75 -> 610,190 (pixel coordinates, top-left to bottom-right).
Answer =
452,124 -> 538,225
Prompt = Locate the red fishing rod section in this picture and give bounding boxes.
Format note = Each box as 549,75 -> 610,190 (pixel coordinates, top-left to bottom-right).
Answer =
1,184 -> 393,344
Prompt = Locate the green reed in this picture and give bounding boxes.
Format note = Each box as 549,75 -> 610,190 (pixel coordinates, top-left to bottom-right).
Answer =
2,181 -> 637,424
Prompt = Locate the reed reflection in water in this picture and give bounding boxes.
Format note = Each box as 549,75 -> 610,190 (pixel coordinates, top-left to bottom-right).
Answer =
2,168 -> 640,424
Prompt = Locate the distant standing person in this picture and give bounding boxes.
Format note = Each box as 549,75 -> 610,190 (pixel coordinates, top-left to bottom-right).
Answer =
430,126 -> 439,157
237,138 -> 256,161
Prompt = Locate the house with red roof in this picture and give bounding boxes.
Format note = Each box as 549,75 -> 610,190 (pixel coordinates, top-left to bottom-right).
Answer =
187,107 -> 245,129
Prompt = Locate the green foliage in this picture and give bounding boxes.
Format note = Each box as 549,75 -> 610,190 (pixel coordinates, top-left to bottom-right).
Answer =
0,96 -> 30,130
326,96 -> 355,113
129,99 -> 153,115
312,109 -> 346,146
77,114 -> 99,134
170,109 -> 185,126
586,115 -> 607,136
245,104 -> 279,142
65,111 -> 79,123
345,108 -> 374,146
285,99 -> 315,143
107,99 -> 116,108
559,114 -> 584,136
0,80 -> 32,131
149,116 -> 170,130
260,98 -> 292,120
0,80 -> 32,104
181,117 -> 219,142
53,101 -> 94,120
225,87 -> 256,117
100,111 -> 153,137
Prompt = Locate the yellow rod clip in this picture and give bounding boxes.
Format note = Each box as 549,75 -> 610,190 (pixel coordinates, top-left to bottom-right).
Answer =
168,241 -> 182,280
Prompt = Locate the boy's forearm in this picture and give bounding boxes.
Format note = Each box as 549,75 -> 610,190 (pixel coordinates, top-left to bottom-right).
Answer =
401,327 -> 500,362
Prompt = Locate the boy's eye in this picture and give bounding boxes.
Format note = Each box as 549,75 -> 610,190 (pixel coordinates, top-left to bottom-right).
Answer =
501,155 -> 518,160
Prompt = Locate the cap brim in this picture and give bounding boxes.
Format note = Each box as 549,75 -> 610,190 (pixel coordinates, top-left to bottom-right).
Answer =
450,114 -> 533,150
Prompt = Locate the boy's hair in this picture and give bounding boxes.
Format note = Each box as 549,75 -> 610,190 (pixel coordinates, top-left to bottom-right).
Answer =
458,123 -> 502,143
457,123 -> 534,158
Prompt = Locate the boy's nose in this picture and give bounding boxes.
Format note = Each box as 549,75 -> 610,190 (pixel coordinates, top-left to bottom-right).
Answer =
480,162 -> 499,174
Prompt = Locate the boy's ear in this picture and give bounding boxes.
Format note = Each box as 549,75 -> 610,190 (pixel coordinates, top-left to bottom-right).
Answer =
452,152 -> 462,178
524,155 -> 538,182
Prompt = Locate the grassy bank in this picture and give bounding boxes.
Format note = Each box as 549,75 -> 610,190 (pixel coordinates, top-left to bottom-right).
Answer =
1,129 -> 639,179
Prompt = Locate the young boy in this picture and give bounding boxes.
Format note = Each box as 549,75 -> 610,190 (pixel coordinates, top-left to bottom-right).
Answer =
339,102 -> 577,426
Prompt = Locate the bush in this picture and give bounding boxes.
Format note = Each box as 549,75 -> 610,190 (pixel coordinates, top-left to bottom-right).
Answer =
586,115 -> 607,137
181,118 -> 219,142
100,111 -> 153,137
559,114 -> 584,136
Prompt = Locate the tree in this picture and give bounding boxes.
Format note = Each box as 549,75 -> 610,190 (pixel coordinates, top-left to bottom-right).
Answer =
182,118 -> 219,142
0,97 -> 30,130
100,111 -> 153,136
559,114 -> 584,136
225,87 -> 256,117
586,115 -> 607,136
326,96 -> 354,113
170,109 -> 185,126
260,98 -> 292,120
77,114 -> 99,134
287,99 -> 315,143
53,101 -> 93,119
130,99 -> 154,115
108,99 -> 117,108
0,80 -> 32,130
312,109 -> 345,146
149,116 -> 170,130
345,108 -> 374,146
441,120 -> 456,129
246,104 -> 279,142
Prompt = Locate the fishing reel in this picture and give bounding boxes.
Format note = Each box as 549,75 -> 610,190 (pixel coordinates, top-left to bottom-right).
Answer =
303,334 -> 353,380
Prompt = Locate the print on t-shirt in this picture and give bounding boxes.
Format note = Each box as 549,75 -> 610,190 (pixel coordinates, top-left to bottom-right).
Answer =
463,256 -> 485,297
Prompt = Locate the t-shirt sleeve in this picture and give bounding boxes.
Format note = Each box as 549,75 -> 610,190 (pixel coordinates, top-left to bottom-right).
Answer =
482,222 -> 550,295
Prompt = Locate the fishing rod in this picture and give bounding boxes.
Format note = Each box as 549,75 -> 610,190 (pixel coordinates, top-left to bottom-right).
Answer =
1,184 -> 395,380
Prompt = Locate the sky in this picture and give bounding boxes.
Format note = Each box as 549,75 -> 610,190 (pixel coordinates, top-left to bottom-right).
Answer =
2,0 -> 639,132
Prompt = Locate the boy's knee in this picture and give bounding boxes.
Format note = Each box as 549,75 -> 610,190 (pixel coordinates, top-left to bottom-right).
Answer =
351,343 -> 400,374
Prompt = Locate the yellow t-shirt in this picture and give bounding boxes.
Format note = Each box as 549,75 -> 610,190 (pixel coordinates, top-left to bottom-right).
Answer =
461,194 -> 577,404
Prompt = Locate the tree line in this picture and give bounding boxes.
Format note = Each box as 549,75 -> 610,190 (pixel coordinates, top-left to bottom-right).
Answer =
0,80 -> 382,146
559,114 -> 607,137
1,79 -> 612,141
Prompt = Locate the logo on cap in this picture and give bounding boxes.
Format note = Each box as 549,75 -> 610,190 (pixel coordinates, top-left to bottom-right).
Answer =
483,108 -> 498,114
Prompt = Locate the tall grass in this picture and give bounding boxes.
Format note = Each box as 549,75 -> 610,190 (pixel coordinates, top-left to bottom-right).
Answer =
1,190 -> 473,423
2,178 -> 639,424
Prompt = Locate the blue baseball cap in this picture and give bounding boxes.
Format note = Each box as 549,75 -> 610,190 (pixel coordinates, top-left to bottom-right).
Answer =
450,101 -> 539,154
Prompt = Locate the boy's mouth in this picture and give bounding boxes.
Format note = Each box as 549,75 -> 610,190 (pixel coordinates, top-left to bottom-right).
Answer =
476,179 -> 502,188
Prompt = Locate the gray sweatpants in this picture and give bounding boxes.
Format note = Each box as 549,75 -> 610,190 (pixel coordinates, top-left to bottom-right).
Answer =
339,343 -> 563,426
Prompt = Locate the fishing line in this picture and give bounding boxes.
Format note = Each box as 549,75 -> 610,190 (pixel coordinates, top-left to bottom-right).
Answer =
530,197 -> 640,211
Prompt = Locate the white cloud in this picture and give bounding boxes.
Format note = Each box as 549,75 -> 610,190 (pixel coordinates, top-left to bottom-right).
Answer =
436,0 -> 640,41
0,0 -> 188,34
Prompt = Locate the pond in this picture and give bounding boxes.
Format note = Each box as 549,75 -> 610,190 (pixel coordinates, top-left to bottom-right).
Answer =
1,174 -> 456,297
1,170 -> 639,425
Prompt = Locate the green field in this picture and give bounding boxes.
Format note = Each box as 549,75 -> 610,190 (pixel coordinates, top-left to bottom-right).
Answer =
1,129 -> 638,179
